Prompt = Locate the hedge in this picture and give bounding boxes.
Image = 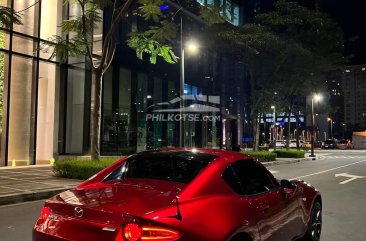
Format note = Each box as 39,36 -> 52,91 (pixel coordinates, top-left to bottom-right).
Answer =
53,157 -> 120,180
258,146 -> 270,151
240,151 -> 277,162
273,149 -> 305,158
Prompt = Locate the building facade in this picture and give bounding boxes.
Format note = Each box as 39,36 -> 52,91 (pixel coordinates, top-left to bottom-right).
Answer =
343,65 -> 366,130
0,0 -> 251,166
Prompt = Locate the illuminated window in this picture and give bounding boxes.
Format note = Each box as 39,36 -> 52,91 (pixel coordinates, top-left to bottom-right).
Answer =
196,0 -> 240,26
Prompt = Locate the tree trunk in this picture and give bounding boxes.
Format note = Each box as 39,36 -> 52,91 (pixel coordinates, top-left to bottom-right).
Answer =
91,69 -> 103,161
252,113 -> 260,151
286,106 -> 293,149
255,114 -> 260,151
295,111 -> 300,150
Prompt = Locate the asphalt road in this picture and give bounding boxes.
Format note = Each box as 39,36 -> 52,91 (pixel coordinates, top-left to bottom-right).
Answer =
0,150 -> 365,241
269,150 -> 366,241
0,199 -> 43,241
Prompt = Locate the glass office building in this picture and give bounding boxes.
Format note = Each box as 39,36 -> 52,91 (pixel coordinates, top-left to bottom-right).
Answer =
0,0 -> 246,166
0,0 -> 63,166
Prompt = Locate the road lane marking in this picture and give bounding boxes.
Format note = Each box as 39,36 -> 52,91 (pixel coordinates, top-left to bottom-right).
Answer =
269,170 -> 279,174
335,173 -> 365,184
292,160 -> 366,180
322,156 -> 364,159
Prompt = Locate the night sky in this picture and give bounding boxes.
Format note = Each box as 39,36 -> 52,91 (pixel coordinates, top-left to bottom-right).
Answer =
321,0 -> 366,64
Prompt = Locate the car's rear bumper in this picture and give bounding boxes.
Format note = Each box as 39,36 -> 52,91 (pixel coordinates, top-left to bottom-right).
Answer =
33,229 -> 68,241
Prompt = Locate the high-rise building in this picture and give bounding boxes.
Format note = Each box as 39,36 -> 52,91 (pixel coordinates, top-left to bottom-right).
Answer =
343,65 -> 366,130
325,71 -> 344,139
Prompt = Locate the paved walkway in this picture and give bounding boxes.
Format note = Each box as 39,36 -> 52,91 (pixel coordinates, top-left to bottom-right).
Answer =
0,153 -> 325,206
0,166 -> 81,205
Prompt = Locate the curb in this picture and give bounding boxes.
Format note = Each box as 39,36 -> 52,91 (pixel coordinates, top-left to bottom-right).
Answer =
0,164 -> 52,170
0,188 -> 68,206
262,156 -> 321,167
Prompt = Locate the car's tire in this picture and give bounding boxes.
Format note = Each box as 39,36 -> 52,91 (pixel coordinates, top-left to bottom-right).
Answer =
229,233 -> 252,241
304,201 -> 322,241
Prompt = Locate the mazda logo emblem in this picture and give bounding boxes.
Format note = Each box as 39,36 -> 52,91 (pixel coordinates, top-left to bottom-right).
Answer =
74,207 -> 84,218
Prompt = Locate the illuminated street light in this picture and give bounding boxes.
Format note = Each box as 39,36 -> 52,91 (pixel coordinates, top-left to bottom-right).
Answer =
327,117 -> 333,139
314,93 -> 322,102
186,40 -> 199,54
179,16 -> 199,147
310,93 -> 322,158
342,123 -> 346,139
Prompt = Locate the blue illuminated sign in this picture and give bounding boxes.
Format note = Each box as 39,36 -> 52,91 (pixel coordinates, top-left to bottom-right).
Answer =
160,5 -> 170,11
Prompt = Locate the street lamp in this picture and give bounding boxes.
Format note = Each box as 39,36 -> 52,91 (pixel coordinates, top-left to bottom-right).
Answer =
310,93 -> 322,158
327,117 -> 333,139
342,123 -> 346,139
271,105 -> 276,151
179,16 -> 199,147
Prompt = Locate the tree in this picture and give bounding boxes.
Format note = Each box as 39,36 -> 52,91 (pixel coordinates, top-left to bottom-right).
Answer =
258,0 -> 346,148
217,23 -> 298,150
0,5 -> 22,28
46,0 -> 223,160
0,3 -> 22,131
215,0 -> 345,150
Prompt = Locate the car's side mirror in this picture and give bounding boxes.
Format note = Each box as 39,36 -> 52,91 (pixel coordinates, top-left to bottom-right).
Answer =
280,179 -> 296,195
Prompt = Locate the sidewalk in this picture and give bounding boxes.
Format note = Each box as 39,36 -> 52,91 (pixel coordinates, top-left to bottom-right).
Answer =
0,165 -> 81,205
0,153 -> 325,206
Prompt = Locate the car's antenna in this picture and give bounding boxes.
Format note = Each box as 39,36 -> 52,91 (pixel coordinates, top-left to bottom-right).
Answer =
167,196 -> 182,221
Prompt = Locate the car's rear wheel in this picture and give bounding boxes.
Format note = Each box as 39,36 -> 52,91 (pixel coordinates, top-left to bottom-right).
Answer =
229,233 -> 252,241
304,201 -> 322,241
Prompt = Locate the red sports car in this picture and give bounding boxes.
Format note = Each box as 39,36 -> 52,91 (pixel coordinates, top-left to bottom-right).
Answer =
33,148 -> 322,241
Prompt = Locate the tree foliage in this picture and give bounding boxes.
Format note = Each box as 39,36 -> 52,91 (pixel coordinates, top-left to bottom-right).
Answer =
0,3 -> 23,132
44,0 -> 223,160
215,0 -> 345,149
0,6 -> 22,28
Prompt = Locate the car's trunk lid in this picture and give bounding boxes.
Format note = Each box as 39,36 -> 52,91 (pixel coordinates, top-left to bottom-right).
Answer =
47,179 -> 186,225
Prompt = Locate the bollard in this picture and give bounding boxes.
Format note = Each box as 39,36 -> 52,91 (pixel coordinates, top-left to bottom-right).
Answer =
50,158 -> 55,166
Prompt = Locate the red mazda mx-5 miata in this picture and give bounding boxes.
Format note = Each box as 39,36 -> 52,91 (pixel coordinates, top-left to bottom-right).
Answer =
33,148 -> 322,241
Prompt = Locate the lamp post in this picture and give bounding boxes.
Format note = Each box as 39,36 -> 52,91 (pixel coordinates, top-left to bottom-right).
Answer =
310,94 -> 322,157
271,105 -> 276,151
179,16 -> 198,147
179,15 -> 184,147
327,117 -> 333,139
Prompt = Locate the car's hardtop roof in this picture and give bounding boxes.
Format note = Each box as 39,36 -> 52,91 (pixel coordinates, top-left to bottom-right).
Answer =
129,148 -> 252,163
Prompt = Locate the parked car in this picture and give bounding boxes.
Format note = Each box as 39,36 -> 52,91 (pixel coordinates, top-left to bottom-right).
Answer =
336,139 -> 353,149
289,140 -> 303,148
323,139 -> 337,149
275,140 -> 286,148
33,148 -> 322,241
301,141 -> 312,149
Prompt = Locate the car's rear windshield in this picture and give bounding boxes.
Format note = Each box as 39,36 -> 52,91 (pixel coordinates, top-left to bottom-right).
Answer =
325,140 -> 334,144
104,151 -> 217,183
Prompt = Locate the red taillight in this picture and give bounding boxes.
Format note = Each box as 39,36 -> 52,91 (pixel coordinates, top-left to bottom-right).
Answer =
124,223 -> 142,241
123,223 -> 181,241
36,207 -> 51,225
141,226 -> 181,240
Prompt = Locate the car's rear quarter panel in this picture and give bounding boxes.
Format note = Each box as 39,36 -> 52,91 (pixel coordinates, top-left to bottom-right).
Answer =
145,195 -> 259,241
294,180 -> 322,226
